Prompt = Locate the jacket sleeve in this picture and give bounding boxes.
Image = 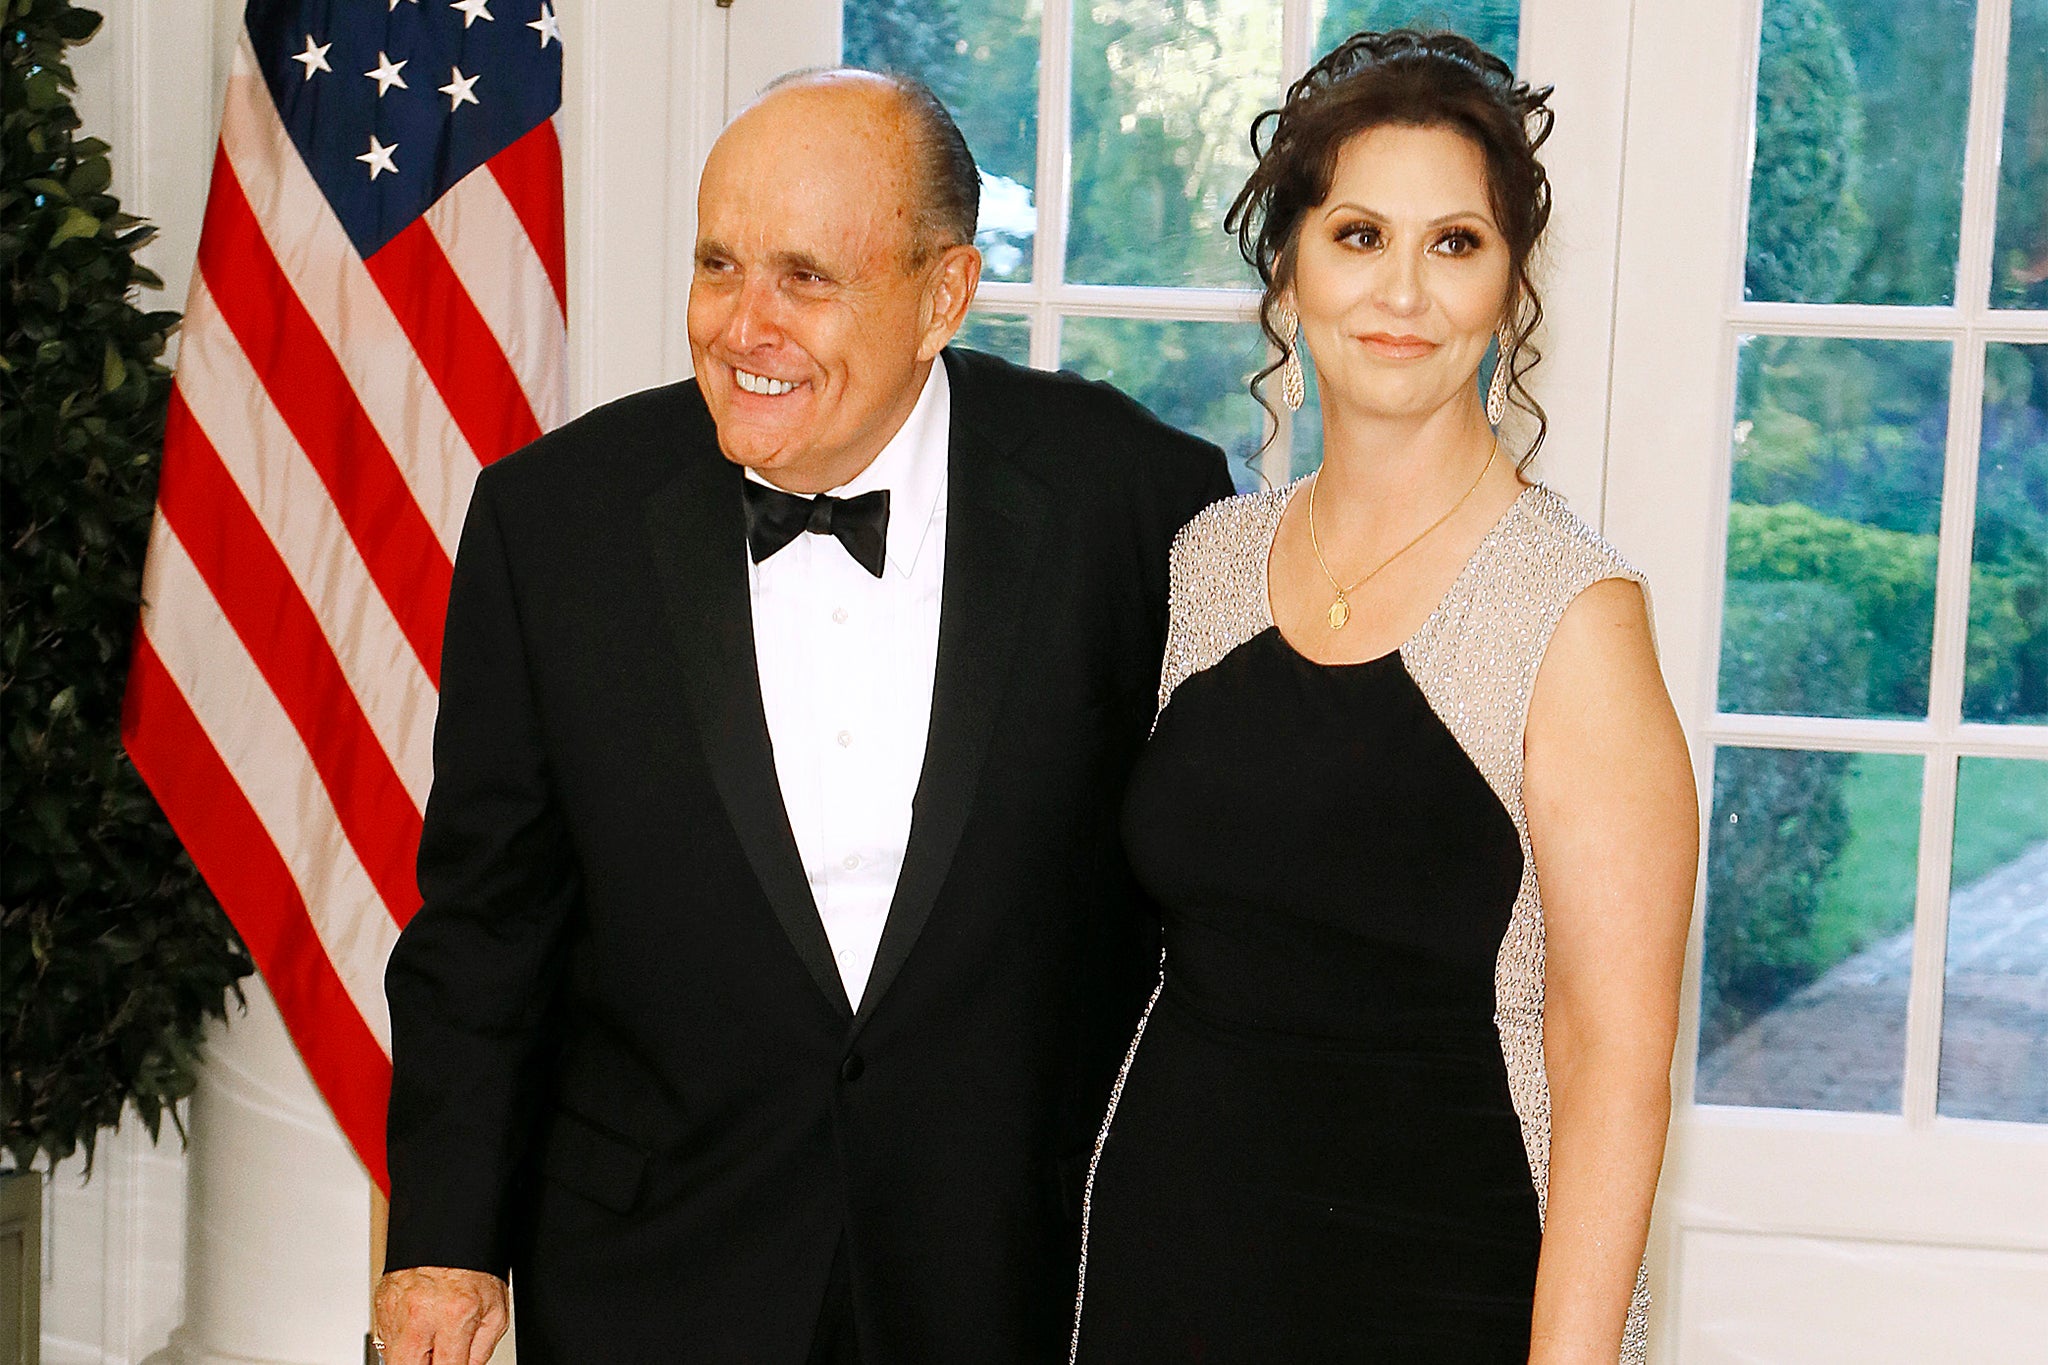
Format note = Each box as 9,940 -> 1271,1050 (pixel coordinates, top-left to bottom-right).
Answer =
383,466 -> 579,1277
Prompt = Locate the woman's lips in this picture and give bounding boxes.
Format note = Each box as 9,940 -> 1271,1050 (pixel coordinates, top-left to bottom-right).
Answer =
1357,333 -> 1439,360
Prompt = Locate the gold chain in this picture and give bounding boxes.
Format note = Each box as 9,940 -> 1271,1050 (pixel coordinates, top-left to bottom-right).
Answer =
1307,438 -> 1499,631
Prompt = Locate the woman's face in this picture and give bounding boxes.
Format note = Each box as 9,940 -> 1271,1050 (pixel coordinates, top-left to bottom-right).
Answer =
1287,123 -> 1513,429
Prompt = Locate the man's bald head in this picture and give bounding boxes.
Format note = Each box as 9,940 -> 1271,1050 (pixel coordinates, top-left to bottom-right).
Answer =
754,68 -> 980,266
688,67 -> 984,493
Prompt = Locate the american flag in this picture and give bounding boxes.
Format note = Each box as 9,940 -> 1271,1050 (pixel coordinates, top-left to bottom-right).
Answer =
122,0 -> 566,1190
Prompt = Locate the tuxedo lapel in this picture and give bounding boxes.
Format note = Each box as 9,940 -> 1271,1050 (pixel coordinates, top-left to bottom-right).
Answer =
855,353 -> 1052,1029
642,440 -> 855,1023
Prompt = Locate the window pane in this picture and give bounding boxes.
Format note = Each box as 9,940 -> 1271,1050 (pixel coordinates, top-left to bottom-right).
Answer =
1938,757 -> 2048,1123
1743,0 -> 1976,305
1965,344 -> 2048,724
1311,1 -> 1520,69
843,0 -> 1041,282
1718,336 -> 1949,720
1993,0 -> 2048,309
1059,317 -> 1268,490
954,310 -> 1033,365
1697,747 -> 1923,1113
1067,1 -> 1280,287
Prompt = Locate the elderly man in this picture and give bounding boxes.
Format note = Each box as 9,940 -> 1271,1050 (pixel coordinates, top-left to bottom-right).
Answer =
372,69 -> 1230,1364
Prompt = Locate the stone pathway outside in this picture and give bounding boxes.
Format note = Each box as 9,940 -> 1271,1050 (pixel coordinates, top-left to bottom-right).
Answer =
1695,840 -> 2048,1121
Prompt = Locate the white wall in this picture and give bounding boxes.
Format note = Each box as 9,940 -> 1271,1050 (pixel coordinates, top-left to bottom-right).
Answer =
49,4 -> 732,1359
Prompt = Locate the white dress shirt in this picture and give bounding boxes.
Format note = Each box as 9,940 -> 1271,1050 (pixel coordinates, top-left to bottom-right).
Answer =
746,362 -> 950,1008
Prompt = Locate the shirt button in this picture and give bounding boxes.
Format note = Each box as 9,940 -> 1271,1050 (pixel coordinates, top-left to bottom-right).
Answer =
841,853 -> 860,871
836,730 -> 852,748
832,606 -> 849,624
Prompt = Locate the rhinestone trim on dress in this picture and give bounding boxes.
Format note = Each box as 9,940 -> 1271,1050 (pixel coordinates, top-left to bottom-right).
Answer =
1073,480 -> 1653,1362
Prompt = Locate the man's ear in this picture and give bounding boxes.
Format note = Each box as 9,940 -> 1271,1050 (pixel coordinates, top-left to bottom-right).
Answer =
917,243 -> 984,361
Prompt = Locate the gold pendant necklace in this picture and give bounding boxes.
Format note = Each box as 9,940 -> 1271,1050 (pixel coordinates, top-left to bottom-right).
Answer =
1308,438 -> 1499,631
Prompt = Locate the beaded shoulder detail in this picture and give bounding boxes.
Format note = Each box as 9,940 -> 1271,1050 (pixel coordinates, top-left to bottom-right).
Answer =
1398,483 -> 1652,1363
1155,484 -> 1293,715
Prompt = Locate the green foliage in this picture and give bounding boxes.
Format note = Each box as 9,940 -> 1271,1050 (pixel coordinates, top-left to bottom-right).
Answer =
1745,0 -> 1867,302
1314,0 -> 1518,69
1966,344 -> 2048,722
1747,0 -> 1980,305
1992,0 -> 2048,308
1721,501 -> 1937,717
842,0 -> 966,90
2,0 -> 251,1174
843,0 -> 1041,279
1702,746 -> 1853,1051
1066,0 -> 1275,290
1060,317 -> 1269,488
1731,335 -> 1948,537
1829,0 -> 1976,305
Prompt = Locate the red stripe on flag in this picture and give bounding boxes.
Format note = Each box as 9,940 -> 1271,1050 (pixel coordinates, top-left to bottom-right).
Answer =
195,148 -> 451,681
487,121 -> 568,317
159,390 -> 425,924
365,219 -> 544,466
122,635 -> 394,1192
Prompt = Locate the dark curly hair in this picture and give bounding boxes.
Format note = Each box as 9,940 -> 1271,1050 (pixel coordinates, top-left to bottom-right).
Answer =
1225,30 -> 1557,463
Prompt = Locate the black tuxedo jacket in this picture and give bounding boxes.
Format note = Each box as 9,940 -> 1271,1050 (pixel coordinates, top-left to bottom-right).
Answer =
384,348 -> 1231,1362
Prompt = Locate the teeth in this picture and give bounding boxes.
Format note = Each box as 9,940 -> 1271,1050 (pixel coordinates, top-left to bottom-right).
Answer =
735,368 -> 798,396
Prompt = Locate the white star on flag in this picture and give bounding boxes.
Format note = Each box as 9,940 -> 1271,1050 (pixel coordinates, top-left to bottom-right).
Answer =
439,67 -> 482,111
528,3 -> 561,47
356,135 -> 399,180
451,0 -> 495,27
290,35 -> 332,80
365,51 -> 410,97
388,0 -> 419,9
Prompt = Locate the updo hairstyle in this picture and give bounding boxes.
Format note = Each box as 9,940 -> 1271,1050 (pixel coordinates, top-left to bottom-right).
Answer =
1225,30 -> 1557,462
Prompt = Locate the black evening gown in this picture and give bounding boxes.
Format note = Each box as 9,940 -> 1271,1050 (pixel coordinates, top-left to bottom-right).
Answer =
1075,626 -> 1542,1364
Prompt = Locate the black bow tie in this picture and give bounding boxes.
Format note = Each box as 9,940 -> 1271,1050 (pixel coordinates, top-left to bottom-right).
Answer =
741,479 -> 891,578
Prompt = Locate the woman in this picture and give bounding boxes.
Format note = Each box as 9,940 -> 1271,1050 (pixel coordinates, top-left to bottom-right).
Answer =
1071,31 -> 1697,1365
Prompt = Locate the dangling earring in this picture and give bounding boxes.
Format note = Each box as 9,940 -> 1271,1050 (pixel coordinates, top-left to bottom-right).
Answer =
1486,329 -> 1511,427
1276,304 -> 1305,412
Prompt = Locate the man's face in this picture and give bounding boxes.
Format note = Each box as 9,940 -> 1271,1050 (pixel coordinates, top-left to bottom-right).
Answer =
688,80 -> 960,494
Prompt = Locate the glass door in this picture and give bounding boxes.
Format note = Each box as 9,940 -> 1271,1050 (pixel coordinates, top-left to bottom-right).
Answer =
1610,0 -> 2048,1357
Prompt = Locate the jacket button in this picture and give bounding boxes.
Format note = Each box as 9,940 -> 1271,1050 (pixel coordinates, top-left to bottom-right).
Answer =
840,1053 -> 865,1083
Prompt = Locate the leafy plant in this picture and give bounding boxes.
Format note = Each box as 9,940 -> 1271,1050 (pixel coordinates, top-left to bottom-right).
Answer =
1701,745 -> 1853,1052
2,0 -> 252,1174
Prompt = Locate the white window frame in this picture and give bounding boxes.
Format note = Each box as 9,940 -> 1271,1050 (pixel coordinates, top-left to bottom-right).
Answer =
1609,0 -> 2048,1354
1701,0 -> 2048,1129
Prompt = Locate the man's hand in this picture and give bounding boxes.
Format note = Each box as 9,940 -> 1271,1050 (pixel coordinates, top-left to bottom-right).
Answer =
373,1267 -> 510,1365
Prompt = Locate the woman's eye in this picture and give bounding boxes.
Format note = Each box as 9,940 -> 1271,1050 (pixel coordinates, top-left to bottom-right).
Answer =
1337,223 -> 1382,249
1436,229 -> 1483,256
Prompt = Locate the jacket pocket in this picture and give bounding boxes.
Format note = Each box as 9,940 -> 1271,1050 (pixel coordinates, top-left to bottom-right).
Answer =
539,1105 -> 649,1215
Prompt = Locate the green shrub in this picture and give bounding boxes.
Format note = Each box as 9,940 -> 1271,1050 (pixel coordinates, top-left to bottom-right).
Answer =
2,0 -> 251,1173
1721,500 -> 1936,717
1746,0 -> 1868,302
1702,746 -> 1853,1051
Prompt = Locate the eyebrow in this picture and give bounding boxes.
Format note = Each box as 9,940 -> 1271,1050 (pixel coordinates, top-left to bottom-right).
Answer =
694,239 -> 840,278
1321,202 -> 1498,230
